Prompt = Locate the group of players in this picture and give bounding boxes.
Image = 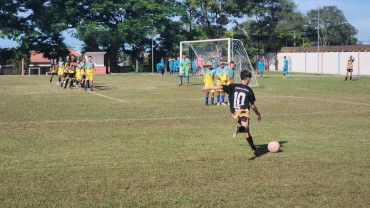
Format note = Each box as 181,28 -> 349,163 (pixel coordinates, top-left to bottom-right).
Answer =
49,55 -> 95,91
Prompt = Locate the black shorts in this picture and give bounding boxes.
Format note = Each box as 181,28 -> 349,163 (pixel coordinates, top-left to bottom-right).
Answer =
62,73 -> 69,77
51,73 -> 58,75
347,69 -> 353,72
67,73 -> 75,78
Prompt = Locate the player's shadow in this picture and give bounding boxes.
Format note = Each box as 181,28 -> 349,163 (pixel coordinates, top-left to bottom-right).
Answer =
92,85 -> 108,91
249,141 -> 287,160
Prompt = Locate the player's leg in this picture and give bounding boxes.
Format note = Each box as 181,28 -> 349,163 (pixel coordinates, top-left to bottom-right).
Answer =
64,74 -> 70,89
186,69 -> 190,86
349,71 -> 352,81
90,75 -> 94,91
210,92 -> 215,105
345,71 -> 349,81
216,91 -> 221,105
233,117 -> 257,155
221,91 -> 226,105
205,91 -> 209,106
49,74 -> 53,84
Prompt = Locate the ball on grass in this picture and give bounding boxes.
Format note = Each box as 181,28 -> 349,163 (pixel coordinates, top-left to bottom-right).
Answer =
268,141 -> 280,153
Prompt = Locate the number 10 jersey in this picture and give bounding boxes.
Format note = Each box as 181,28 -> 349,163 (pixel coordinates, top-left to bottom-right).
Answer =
222,84 -> 256,114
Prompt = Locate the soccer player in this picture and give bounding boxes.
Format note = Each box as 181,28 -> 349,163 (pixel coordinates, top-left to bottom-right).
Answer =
217,57 -> 224,66
60,55 -> 70,87
227,61 -> 236,104
201,70 -> 261,156
203,61 -> 216,106
283,56 -> 289,78
215,62 -> 229,105
257,57 -> 264,78
169,58 -> 174,76
81,58 -> 87,90
85,56 -> 95,91
156,62 -> 163,75
75,59 -> 84,90
176,56 -> 181,76
192,58 -> 197,75
345,55 -> 355,81
179,54 -> 190,86
197,55 -> 204,77
57,57 -> 64,84
64,54 -> 76,89
49,59 -> 58,84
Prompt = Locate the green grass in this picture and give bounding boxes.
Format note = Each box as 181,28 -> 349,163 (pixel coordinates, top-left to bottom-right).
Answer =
0,73 -> 369,207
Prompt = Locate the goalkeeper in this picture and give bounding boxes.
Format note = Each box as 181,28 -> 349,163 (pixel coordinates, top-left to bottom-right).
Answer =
179,54 -> 190,86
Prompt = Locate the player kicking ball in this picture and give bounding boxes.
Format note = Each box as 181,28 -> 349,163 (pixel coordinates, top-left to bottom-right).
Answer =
202,70 -> 261,156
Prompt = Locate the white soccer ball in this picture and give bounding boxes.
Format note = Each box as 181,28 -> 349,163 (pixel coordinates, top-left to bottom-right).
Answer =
268,141 -> 280,153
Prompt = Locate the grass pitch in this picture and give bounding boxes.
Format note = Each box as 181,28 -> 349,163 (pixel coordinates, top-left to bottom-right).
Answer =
0,72 -> 369,207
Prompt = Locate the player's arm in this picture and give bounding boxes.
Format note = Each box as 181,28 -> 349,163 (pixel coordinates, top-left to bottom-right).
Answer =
201,85 -> 223,92
251,104 -> 261,122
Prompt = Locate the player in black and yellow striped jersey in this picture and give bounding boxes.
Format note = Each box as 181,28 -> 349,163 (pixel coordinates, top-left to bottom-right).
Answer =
49,59 -> 59,84
64,55 -> 77,89
60,55 -> 70,87
344,55 -> 355,81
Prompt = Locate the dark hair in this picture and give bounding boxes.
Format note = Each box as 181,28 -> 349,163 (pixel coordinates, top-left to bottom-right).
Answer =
240,70 -> 252,80
284,56 -> 286,58
88,56 -> 92,58
230,61 -> 235,64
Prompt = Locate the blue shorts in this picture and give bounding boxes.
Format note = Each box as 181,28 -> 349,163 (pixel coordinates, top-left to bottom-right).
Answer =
283,67 -> 288,72
258,68 -> 263,72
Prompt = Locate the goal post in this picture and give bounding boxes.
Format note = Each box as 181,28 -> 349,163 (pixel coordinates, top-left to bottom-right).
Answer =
179,38 -> 258,87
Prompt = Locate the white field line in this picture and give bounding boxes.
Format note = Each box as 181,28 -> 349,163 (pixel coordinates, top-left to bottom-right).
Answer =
1,109 -> 370,126
87,91 -> 127,103
259,92 -> 370,106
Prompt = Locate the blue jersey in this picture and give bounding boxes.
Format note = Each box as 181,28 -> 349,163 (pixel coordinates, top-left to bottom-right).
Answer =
258,61 -> 264,71
284,59 -> 288,68
226,68 -> 235,79
177,59 -> 180,67
216,67 -> 227,77
58,61 -> 64,68
212,60 -> 217,69
192,60 -> 197,69
156,63 -> 163,70
160,59 -> 165,66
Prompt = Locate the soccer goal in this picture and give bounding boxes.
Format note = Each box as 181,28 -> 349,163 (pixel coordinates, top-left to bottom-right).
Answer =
180,38 -> 258,87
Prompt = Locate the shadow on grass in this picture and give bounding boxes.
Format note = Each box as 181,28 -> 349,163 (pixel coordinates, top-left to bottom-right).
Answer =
92,85 -> 109,91
249,141 -> 288,161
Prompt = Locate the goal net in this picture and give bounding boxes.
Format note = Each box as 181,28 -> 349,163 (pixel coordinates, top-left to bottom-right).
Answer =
180,38 -> 258,87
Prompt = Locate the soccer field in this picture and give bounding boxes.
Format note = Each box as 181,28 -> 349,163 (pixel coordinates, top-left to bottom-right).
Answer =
1,72 -> 369,207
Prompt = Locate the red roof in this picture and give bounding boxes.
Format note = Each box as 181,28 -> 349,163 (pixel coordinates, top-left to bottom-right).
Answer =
29,49 -> 81,63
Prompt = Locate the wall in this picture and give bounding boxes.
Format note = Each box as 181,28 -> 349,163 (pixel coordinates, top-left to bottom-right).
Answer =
266,51 -> 370,75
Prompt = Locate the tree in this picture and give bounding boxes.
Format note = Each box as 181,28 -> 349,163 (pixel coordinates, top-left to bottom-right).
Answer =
306,6 -> 358,46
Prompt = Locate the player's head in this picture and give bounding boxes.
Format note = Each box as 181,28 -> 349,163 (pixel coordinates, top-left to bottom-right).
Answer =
71,54 -> 75,60
240,70 -> 252,84
82,58 -> 86,63
182,54 -> 186,58
88,56 -> 92,62
58,57 -> 62,61
230,61 -> 235,69
66,55 -> 70,60
259,57 -> 262,61
76,59 -> 80,63
284,56 -> 286,59
204,61 -> 212,69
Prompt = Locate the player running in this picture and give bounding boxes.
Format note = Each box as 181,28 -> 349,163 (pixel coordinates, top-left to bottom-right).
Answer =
49,59 -> 58,84
57,57 -> 64,84
179,54 -> 190,86
215,62 -> 229,105
283,56 -> 289,78
257,57 -> 264,78
201,70 -> 262,156
84,56 -> 95,91
344,55 -> 355,81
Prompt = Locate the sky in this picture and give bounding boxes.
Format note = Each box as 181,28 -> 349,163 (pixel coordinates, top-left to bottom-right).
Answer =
1,0 -> 369,50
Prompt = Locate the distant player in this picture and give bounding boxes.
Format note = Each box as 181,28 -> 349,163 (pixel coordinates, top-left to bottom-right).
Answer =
81,58 -> 87,90
176,57 -> 181,76
84,56 -> 95,91
283,56 -> 289,78
60,55 -> 70,87
201,70 -> 262,156
227,61 -> 236,104
156,62 -> 164,76
169,58 -> 174,76
215,62 -> 229,105
75,59 -> 84,90
49,59 -> 58,84
257,57 -> 264,78
203,61 -> 216,106
192,58 -> 197,75
57,57 -> 64,84
344,55 -> 355,81
179,54 -> 190,86
64,54 -> 76,89
197,55 -> 204,77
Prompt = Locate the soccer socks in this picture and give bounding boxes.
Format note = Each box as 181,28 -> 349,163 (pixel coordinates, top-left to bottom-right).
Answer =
211,97 -> 214,104
221,95 -> 225,103
64,79 -> 69,88
350,76 -> 352,80
246,136 -> 256,151
283,72 -> 285,78
217,95 -> 220,103
69,79 -> 73,88
179,76 -> 183,85
205,96 -> 208,104
345,76 -> 348,81
228,96 -> 230,103
287,72 -> 290,78
58,77 -> 61,83
91,85 -> 93,90
186,76 -> 189,84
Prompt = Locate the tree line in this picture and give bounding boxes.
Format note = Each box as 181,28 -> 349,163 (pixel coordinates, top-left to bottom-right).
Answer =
0,0 -> 358,73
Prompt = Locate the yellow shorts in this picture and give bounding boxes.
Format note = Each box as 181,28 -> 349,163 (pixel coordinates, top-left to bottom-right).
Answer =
76,72 -> 82,80
232,109 -> 250,122
205,81 -> 215,93
217,80 -> 227,92
86,73 -> 93,81
227,79 -> 234,85
58,68 -> 64,76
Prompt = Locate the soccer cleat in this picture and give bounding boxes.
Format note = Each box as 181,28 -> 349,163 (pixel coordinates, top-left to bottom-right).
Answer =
232,126 -> 239,138
217,102 -> 221,106
252,149 -> 257,156
205,102 -> 209,106
179,84 -> 182,86
80,88 -> 82,90
56,82 -> 60,84
283,76 -> 285,78
49,81 -> 51,84
186,84 -> 190,86
221,102 -> 227,106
